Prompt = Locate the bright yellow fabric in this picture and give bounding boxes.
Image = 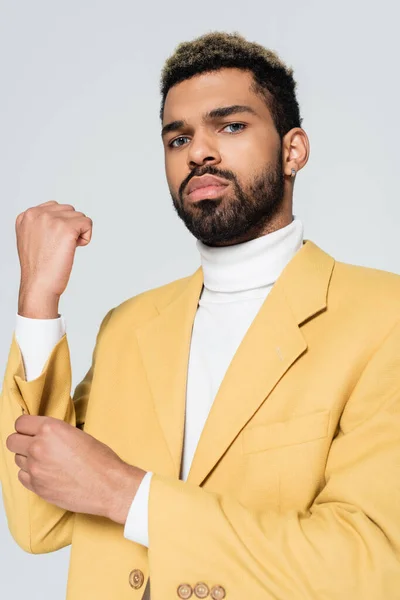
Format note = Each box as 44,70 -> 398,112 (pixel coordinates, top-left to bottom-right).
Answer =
1,240 -> 400,599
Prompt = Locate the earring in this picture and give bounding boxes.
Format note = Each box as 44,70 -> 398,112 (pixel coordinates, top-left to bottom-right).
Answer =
291,168 -> 296,178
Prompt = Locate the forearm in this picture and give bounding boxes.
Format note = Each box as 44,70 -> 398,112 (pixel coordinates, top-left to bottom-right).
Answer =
106,464 -> 148,526
147,473 -> 400,600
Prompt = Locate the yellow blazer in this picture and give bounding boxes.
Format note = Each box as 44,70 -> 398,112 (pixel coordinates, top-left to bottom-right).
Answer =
1,239 -> 400,600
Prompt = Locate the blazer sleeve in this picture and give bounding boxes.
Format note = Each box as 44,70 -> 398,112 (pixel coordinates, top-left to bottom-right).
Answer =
147,319 -> 400,600
0,307 -> 114,554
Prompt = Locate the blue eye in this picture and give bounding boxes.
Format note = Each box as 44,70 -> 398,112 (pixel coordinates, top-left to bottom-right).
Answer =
169,136 -> 190,148
168,123 -> 246,148
223,123 -> 246,133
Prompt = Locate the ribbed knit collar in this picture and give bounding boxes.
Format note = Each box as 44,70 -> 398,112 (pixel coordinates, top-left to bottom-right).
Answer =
196,215 -> 304,293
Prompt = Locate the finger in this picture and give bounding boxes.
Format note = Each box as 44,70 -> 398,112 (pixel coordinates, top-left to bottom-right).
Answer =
18,469 -> 33,491
51,210 -> 87,218
6,432 -> 31,456
76,225 -> 92,245
14,414 -> 48,436
15,453 -> 29,472
37,200 -> 58,206
39,204 -> 76,212
16,205 -> 77,227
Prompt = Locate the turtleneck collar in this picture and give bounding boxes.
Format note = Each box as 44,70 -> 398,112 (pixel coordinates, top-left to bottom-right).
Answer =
196,215 -> 304,293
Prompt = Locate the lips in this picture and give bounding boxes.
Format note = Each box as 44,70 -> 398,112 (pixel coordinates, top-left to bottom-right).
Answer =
187,175 -> 229,195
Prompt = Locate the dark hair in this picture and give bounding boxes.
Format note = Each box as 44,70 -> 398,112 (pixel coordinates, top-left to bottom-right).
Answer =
159,31 -> 303,139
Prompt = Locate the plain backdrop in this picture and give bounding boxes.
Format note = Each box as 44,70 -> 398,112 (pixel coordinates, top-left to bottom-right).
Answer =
1,0 -> 399,597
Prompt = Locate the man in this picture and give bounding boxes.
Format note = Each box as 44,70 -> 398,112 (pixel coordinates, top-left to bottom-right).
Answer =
1,30 -> 400,600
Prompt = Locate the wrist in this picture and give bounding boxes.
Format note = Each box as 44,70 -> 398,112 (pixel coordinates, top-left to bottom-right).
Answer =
107,463 -> 147,525
18,285 -> 60,319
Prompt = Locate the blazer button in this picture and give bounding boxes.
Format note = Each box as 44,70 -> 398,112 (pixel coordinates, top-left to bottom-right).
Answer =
211,585 -> 226,600
194,582 -> 210,597
129,569 -> 144,589
177,583 -> 193,598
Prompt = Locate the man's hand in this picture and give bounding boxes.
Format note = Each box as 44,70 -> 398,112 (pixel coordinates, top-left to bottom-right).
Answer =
6,415 -> 147,525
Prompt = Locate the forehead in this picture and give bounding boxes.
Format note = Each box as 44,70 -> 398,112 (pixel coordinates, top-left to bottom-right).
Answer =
163,67 -> 272,125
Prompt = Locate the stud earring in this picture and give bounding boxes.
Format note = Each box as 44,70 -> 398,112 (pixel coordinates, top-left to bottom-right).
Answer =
291,168 -> 296,178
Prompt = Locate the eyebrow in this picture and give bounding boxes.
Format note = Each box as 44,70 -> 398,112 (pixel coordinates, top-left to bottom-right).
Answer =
161,104 -> 258,138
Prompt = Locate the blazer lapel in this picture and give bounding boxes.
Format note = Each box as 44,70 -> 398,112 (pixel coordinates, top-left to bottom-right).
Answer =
186,285 -> 307,486
135,268 -> 204,477
187,240 -> 335,486
136,240 -> 335,486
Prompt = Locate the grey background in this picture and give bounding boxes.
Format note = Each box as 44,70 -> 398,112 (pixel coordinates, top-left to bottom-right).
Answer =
0,0 -> 399,597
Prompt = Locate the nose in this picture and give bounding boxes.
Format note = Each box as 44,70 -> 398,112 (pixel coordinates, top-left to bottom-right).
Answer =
187,132 -> 221,169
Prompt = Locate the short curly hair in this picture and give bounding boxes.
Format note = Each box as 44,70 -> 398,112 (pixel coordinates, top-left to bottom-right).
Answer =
159,31 -> 303,139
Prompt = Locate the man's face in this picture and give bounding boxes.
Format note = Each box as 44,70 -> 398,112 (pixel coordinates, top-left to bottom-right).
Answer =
162,67 -> 286,246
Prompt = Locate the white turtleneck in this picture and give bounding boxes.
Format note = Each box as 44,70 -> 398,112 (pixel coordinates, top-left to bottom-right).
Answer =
14,215 -> 304,549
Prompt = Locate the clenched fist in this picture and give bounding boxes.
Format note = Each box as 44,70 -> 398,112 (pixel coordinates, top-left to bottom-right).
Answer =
16,200 -> 93,318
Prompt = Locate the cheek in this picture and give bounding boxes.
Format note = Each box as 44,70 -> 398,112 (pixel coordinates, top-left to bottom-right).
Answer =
221,137 -> 264,179
165,158 -> 183,193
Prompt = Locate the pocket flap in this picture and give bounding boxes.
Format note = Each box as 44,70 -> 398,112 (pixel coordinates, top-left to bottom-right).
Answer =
242,409 -> 331,454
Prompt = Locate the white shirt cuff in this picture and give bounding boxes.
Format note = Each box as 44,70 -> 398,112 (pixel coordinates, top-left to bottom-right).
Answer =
15,313 -> 66,382
123,470 -> 153,547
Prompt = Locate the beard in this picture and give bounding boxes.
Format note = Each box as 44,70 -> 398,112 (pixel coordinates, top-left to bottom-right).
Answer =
169,147 -> 285,246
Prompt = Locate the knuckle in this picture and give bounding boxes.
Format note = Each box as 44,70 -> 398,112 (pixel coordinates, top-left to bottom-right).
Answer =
24,207 -> 35,219
40,421 -> 55,436
29,462 -> 41,478
40,211 -> 53,222
39,200 -> 58,206
29,440 -> 44,459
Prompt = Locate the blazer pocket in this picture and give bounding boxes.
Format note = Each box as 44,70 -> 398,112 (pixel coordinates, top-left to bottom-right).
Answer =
242,409 -> 331,454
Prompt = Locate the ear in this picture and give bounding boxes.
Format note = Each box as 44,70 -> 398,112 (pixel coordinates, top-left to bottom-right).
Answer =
282,127 -> 310,176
